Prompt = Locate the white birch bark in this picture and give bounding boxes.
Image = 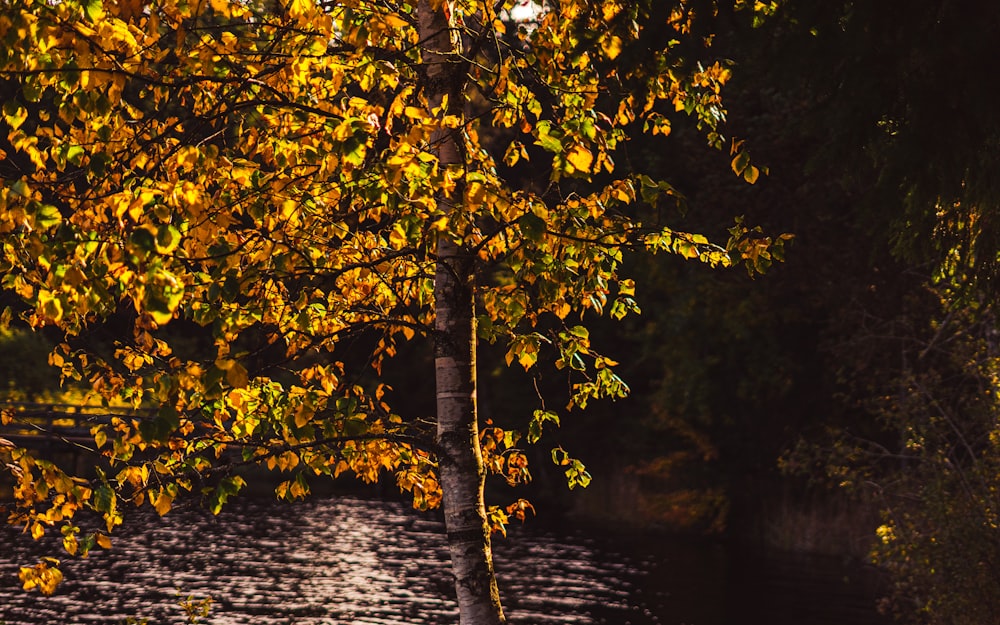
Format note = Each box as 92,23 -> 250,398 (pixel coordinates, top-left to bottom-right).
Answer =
418,2 -> 506,624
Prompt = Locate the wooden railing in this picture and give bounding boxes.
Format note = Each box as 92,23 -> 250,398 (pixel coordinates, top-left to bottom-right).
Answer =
0,401 -> 152,451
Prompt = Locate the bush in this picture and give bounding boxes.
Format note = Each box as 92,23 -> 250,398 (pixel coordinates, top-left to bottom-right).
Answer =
800,287 -> 1000,624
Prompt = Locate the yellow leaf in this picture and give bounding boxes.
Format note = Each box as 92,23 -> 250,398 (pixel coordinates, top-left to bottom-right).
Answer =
227,389 -> 246,411
3,104 -> 28,130
517,344 -> 538,370
404,106 -> 427,121
279,199 -> 299,223
566,144 -> 593,173
466,180 -> 487,208
152,489 -> 173,516
294,405 -> 313,428
334,460 -> 350,477
38,292 -> 63,323
226,362 -> 249,389
389,224 -> 408,250
208,0 -> 231,16
276,480 -> 291,499
287,0 -> 313,19
278,451 -> 300,471
601,35 -> 623,60
95,533 -> 112,549
611,182 -> 634,203
174,146 -> 200,172
384,13 -> 409,28
62,533 -> 78,556
19,560 -> 63,595
616,97 -> 634,125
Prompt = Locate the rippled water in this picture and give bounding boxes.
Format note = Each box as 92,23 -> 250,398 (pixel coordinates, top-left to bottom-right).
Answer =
0,495 -> 885,625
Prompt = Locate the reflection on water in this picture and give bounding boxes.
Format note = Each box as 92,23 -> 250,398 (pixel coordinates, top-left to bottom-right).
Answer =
0,496 -> 885,625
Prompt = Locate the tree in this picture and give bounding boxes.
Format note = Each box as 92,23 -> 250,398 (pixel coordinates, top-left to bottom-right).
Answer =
0,0 -> 776,621
785,285 -> 1000,625
710,2 -> 1000,619
730,0 -> 1000,290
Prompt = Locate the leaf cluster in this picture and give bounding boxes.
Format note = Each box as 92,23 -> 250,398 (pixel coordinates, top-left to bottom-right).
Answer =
0,0 -> 774,588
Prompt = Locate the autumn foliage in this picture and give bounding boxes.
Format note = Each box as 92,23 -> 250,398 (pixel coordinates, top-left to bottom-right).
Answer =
0,0 -> 776,611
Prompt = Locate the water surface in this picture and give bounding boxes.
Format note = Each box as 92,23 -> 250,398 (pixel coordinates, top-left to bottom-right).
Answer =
0,495 -> 885,625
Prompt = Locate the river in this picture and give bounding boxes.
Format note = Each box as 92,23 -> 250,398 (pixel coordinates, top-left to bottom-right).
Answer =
0,495 -> 887,625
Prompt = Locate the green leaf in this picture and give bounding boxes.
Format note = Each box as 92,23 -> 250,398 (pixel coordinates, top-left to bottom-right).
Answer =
551,446 -> 569,466
528,420 -> 541,443
139,406 -> 179,443
22,78 -> 44,103
130,228 -> 156,252
535,121 -> 563,152
528,410 -> 559,444
344,417 -> 368,436
208,476 -> 246,514
65,145 -> 86,166
155,224 -> 181,254
33,204 -> 63,229
503,140 -> 527,166
518,212 -> 546,241
92,483 -> 116,515
144,268 -> 184,325
10,179 -> 30,198
336,396 -> 359,415
566,459 -> 592,489
342,137 -> 367,167
89,152 -> 112,177
83,0 -> 104,21
2,101 -> 28,130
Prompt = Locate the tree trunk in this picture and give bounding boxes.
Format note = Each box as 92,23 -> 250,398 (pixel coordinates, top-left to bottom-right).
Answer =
419,2 -> 506,624
434,219 -> 507,625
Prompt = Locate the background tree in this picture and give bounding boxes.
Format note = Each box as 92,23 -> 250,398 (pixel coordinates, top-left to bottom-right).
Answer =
0,0 -> 773,621
746,4 -> 1000,622
616,2 -> 1000,622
